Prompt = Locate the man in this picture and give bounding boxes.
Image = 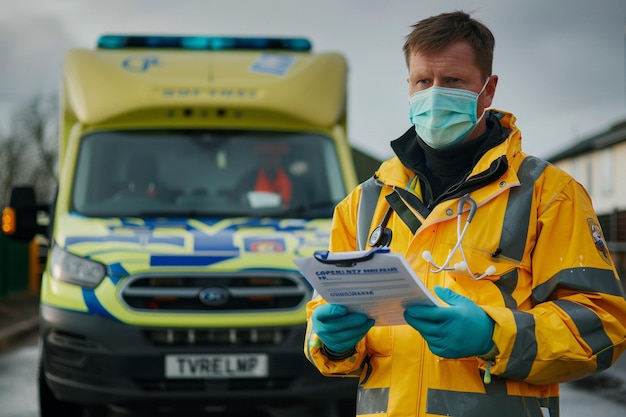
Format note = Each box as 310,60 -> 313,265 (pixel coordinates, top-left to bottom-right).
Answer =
253,151 -> 293,207
227,144 -> 294,208
304,11 -> 626,417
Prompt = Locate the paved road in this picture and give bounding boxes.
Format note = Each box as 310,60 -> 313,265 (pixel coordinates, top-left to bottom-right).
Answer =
1,331 -> 625,417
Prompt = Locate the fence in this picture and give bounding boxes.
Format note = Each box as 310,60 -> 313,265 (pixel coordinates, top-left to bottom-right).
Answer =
0,232 -> 43,299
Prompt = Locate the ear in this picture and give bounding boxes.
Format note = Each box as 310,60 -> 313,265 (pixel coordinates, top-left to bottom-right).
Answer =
484,75 -> 498,107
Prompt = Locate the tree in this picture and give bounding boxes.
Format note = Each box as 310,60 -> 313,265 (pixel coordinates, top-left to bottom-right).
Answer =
0,93 -> 58,204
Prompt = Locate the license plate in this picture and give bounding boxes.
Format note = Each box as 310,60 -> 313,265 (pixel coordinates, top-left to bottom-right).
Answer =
165,353 -> 269,379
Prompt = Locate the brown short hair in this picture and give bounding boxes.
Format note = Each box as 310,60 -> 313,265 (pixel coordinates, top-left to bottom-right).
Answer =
403,11 -> 495,79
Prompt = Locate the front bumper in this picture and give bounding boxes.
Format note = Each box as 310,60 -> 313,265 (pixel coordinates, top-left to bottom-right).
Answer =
39,304 -> 357,409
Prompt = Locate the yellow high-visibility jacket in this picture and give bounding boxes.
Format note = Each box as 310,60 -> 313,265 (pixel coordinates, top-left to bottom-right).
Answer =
304,110 -> 626,417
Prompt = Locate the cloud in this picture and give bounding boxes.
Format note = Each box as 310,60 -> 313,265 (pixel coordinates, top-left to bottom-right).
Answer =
0,13 -> 74,101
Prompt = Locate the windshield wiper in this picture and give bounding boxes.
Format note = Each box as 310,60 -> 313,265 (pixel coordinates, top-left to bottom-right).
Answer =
269,200 -> 338,218
83,201 -> 338,219
136,210 -> 242,218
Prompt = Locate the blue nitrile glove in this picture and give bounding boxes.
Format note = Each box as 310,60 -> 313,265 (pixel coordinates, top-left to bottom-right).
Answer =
403,286 -> 495,359
311,304 -> 375,354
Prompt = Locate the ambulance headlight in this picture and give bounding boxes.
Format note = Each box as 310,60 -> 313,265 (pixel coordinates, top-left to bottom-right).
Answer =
50,245 -> 107,288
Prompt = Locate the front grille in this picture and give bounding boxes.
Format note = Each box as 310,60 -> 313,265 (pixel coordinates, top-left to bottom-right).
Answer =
119,272 -> 311,313
143,327 -> 289,346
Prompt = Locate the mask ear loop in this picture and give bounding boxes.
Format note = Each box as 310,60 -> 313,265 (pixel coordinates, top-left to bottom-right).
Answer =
478,76 -> 491,96
472,77 -> 491,124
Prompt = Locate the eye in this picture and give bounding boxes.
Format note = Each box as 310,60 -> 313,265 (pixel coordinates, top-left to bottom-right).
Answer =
444,78 -> 462,86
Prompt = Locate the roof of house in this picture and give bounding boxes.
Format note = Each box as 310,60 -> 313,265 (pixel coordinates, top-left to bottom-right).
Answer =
547,117 -> 626,163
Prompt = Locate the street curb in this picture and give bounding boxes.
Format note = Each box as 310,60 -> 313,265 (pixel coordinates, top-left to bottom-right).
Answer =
0,316 -> 39,347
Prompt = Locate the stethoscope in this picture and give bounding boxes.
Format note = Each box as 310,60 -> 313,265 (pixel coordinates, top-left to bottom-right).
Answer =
369,194 -> 495,280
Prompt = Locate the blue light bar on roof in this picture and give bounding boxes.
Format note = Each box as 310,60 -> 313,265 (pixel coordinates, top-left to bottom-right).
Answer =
97,35 -> 312,52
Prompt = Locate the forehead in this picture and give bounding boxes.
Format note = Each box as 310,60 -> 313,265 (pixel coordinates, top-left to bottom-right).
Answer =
408,41 -> 480,77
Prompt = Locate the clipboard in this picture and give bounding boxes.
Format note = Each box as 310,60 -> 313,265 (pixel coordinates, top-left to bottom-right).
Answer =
294,247 -> 441,326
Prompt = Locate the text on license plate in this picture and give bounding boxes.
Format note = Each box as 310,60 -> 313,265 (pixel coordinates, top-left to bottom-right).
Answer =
165,353 -> 269,379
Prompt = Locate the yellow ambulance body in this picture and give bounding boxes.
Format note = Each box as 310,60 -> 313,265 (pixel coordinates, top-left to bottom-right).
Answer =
36,35 -> 358,416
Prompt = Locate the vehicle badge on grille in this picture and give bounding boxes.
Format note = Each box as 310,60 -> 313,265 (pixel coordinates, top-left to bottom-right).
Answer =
198,287 -> 230,306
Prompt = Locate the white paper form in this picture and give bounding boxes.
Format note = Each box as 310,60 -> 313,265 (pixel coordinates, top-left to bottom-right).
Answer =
294,248 -> 441,326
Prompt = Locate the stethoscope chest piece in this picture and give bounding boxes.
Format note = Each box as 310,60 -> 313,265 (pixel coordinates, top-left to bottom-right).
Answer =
368,204 -> 394,248
369,225 -> 392,247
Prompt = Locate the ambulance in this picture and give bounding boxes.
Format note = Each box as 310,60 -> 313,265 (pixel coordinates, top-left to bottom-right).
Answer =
3,35 -> 358,416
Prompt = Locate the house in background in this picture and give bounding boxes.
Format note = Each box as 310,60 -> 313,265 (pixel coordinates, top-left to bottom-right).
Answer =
547,117 -> 626,280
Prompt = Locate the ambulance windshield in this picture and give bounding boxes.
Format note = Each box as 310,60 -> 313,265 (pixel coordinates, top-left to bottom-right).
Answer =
71,130 -> 346,219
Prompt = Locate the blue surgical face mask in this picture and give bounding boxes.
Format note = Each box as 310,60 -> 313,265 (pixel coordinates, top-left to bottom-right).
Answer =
409,79 -> 489,149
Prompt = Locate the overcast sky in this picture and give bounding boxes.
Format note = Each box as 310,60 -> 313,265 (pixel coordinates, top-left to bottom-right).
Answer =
1,0 -> 625,160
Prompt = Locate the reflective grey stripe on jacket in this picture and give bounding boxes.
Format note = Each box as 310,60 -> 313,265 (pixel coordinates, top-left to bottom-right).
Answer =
356,176 -> 383,250
425,377 -> 559,417
356,382 -> 559,417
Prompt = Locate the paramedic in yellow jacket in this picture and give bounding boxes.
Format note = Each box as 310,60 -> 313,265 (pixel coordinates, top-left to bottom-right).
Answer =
304,11 -> 626,417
